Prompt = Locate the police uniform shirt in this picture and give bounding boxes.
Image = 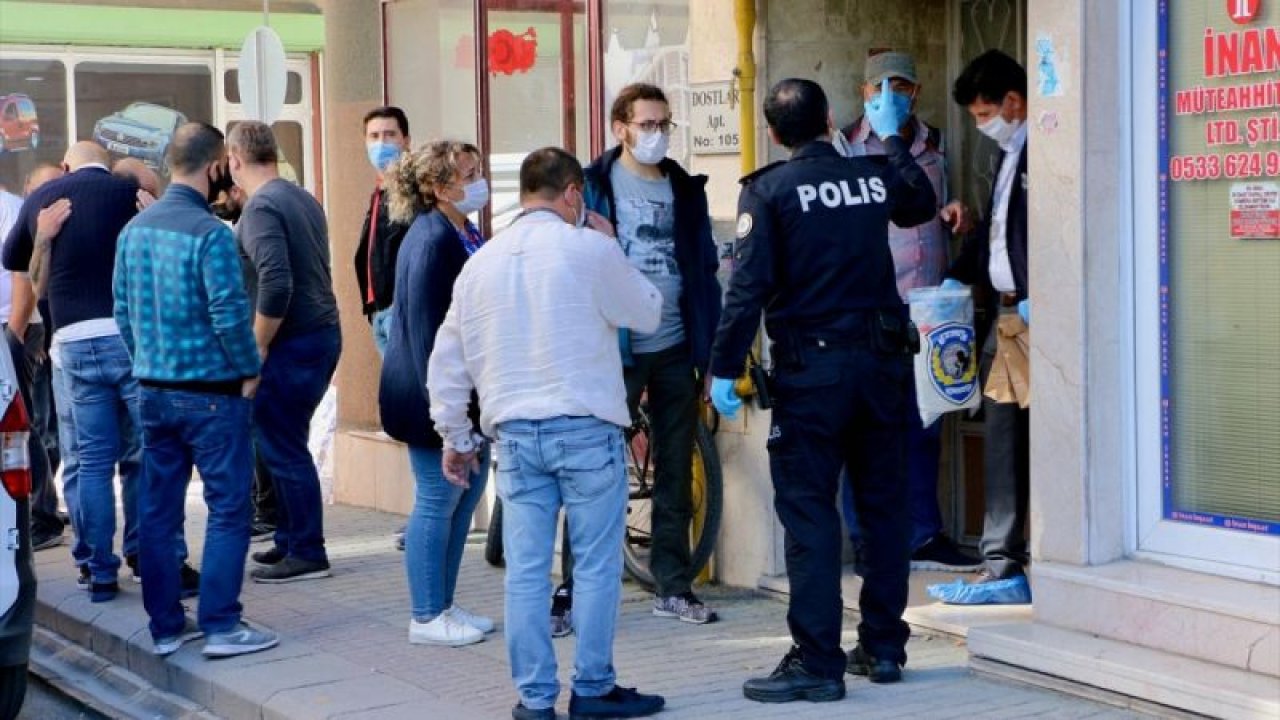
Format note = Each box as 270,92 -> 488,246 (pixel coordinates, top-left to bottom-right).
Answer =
709,137 -> 937,379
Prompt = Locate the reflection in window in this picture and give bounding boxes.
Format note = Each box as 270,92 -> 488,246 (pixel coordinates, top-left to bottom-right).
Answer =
603,1 -> 691,165
0,59 -> 68,192
227,120 -> 306,187
75,62 -> 212,173
224,69 -> 305,104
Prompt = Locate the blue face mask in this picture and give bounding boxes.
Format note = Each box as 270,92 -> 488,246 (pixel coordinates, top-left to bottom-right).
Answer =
366,141 -> 401,172
889,90 -> 913,119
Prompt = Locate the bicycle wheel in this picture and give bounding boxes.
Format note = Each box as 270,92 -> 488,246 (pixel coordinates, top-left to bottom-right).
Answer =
484,498 -> 505,567
621,412 -> 723,590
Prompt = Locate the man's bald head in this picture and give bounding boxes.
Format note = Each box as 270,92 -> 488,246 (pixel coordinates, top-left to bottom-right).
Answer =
113,157 -> 161,196
63,141 -> 109,171
23,163 -> 64,196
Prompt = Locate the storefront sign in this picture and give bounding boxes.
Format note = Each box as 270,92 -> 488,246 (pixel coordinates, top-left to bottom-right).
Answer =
1228,182 -> 1280,238
688,82 -> 740,155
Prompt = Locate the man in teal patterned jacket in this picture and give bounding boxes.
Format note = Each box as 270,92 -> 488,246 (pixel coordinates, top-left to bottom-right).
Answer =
113,122 -> 278,660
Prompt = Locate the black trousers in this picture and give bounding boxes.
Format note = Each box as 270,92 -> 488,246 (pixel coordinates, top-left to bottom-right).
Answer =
978,308 -> 1031,579
767,342 -> 912,679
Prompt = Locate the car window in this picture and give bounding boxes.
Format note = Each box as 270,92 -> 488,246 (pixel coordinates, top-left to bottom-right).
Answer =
18,99 -> 34,117
2,104 -> 16,120
121,104 -> 179,128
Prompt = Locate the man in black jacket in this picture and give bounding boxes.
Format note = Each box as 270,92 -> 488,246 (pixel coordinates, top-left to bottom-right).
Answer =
931,49 -> 1032,605
354,106 -> 411,356
549,83 -> 723,633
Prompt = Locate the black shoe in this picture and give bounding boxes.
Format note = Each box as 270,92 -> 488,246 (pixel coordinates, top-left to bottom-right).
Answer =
250,556 -> 331,584
910,534 -> 983,572
396,534 -> 405,552
76,565 -> 90,590
251,546 -> 285,565
179,563 -> 201,599
125,554 -> 141,582
90,581 -> 119,603
743,647 -> 845,703
250,522 -> 276,543
845,644 -> 903,683
31,529 -> 63,551
569,685 -> 665,719
58,510 -> 71,526
512,702 -> 555,720
550,582 -> 573,638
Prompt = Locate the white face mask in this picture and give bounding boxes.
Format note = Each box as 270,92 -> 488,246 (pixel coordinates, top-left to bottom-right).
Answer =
453,178 -> 490,214
630,129 -> 669,166
977,113 -> 1023,146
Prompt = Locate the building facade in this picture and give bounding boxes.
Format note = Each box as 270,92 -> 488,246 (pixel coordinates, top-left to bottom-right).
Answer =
326,2 -> 1279,717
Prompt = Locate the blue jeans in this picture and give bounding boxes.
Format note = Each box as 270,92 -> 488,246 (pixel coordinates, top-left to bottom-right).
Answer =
57,335 -> 144,583
372,308 -> 393,358
495,416 -> 627,710
254,326 -> 340,563
842,374 -> 944,553
404,445 -> 489,621
139,388 -> 253,639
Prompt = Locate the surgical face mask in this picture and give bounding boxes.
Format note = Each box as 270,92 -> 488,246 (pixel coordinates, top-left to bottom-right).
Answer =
977,112 -> 1022,146
366,141 -> 402,172
452,178 -> 490,214
630,129 -> 669,166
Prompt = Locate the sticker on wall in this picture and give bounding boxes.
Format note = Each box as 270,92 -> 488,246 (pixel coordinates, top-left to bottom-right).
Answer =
1035,34 -> 1063,97
1229,182 -> 1280,239
1037,110 -> 1060,135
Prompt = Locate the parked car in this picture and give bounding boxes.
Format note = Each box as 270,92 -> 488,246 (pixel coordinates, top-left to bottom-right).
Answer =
93,102 -> 186,169
0,343 -> 34,719
0,94 -> 40,153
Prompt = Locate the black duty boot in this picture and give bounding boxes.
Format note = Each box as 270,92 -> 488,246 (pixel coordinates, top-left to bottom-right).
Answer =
742,646 -> 846,703
845,644 -> 903,683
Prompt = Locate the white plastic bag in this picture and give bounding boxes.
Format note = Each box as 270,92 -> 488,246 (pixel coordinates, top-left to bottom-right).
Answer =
907,286 -> 981,425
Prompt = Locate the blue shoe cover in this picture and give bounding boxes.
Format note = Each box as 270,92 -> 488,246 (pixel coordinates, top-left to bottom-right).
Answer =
927,575 -> 1031,605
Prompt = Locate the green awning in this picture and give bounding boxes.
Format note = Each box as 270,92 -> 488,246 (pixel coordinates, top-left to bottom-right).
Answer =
0,1 -> 325,52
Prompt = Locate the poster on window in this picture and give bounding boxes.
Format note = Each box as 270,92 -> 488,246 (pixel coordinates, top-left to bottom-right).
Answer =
0,60 -> 68,195
1159,0 -> 1280,536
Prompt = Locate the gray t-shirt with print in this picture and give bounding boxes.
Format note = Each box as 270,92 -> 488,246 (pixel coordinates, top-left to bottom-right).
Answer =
610,162 -> 685,353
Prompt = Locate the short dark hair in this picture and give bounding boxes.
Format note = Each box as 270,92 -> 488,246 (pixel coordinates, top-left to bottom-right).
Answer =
610,83 -> 668,125
363,106 -> 410,137
166,122 -> 225,175
952,50 -> 1027,107
763,78 -> 829,149
519,147 -> 584,201
227,121 -> 279,165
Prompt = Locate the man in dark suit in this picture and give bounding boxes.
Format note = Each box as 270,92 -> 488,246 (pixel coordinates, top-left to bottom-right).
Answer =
930,50 -> 1032,605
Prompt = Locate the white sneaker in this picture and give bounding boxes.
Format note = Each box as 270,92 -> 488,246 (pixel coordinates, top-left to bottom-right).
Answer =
408,613 -> 484,646
446,605 -> 495,634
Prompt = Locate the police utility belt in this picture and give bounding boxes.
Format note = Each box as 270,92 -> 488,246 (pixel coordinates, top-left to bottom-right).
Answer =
771,310 -> 920,370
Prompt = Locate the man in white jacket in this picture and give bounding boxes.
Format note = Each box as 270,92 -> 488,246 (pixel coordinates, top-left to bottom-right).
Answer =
428,147 -> 665,720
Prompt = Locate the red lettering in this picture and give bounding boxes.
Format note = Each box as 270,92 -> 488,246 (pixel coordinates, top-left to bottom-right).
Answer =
1218,31 -> 1241,75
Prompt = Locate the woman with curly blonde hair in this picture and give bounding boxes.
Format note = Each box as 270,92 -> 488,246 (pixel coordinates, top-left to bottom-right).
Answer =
378,140 -> 492,646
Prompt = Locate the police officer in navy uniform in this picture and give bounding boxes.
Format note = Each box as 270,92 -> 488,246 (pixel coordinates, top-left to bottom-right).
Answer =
708,78 -> 937,703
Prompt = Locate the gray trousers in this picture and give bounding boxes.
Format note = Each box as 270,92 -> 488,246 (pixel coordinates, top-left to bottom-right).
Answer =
978,307 -> 1031,579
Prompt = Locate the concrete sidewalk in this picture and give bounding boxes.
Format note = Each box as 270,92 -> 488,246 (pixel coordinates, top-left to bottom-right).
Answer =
32,496 -> 1149,719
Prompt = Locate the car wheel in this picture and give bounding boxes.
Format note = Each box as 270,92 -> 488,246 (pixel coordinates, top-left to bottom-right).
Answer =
28,131 -> 38,150
0,663 -> 28,720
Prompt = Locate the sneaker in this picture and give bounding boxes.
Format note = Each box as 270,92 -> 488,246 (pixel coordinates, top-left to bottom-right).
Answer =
153,618 -> 204,657
179,563 -> 201,599
32,530 -> 63,551
742,646 -> 845,704
512,702 -> 555,720
910,534 -> 983,572
845,644 -> 902,683
447,605 -> 495,634
125,554 -> 141,583
408,613 -> 484,647
76,565 -> 90,590
652,591 -> 717,624
250,522 -> 275,543
89,581 -> 119,603
395,524 -> 406,552
202,623 -> 279,658
569,685 -> 665,719
250,556 -> 331,584
550,583 -> 573,638
251,546 -> 285,565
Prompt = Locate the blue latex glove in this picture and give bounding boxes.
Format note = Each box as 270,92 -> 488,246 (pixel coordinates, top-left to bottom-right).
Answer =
710,377 -> 743,419
866,78 -> 910,139
1017,299 -> 1030,325
930,278 -> 969,320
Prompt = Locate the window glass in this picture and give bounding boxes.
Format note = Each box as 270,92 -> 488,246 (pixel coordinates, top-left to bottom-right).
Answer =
227,120 -> 306,186
602,1 -> 691,165
75,62 -> 213,174
1160,2 -> 1280,534
0,59 -> 68,193
224,69 -> 304,104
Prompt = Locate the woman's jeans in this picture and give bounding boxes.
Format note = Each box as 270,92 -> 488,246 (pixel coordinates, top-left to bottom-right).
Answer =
495,416 -> 628,711
404,445 -> 489,621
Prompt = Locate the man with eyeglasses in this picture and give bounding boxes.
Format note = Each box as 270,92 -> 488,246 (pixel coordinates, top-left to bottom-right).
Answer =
547,83 -> 723,636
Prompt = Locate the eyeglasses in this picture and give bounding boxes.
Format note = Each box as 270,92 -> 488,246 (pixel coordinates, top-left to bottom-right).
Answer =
627,120 -> 676,135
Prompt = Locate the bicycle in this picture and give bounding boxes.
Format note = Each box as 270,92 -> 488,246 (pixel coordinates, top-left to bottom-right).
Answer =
483,400 -> 724,592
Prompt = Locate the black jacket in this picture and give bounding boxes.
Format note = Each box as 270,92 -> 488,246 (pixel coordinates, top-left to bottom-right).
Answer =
947,143 -> 1028,329
353,187 -> 409,317
378,210 -> 478,448
583,147 -> 722,371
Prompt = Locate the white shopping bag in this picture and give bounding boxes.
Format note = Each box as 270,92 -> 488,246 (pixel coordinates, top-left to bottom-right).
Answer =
907,286 -> 981,425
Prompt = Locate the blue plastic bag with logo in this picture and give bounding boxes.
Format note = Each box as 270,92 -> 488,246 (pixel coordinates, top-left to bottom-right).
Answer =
907,286 -> 981,425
